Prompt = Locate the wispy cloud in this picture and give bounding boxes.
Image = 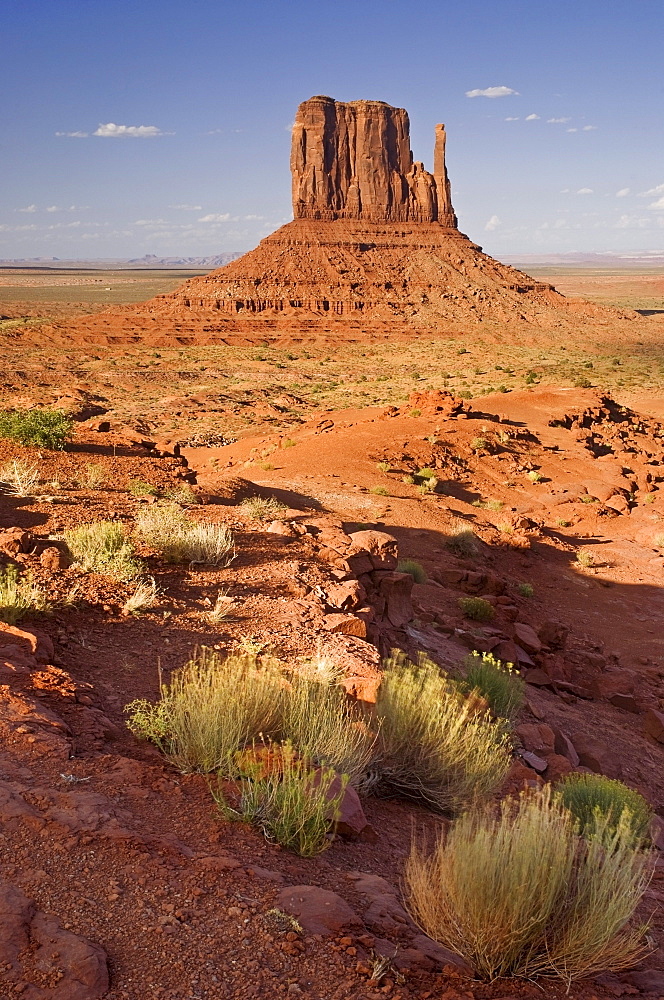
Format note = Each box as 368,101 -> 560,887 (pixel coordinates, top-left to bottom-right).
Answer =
484,215 -> 501,231
17,204 -> 37,213
525,114 -> 540,121
582,125 -> 597,131
649,196 -> 664,210
93,123 -> 170,137
616,188 -> 630,198
567,128 -> 578,133
577,188 -> 594,195
169,204 -> 202,211
504,116 -> 519,121
642,183 -> 664,196
465,86 -> 519,98
547,117 -> 571,124
55,130 -> 89,138
198,213 -> 231,222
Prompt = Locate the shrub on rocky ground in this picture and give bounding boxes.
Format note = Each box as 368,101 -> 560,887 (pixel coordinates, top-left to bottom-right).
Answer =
373,653 -> 511,813
240,496 -> 288,522
64,520 -> 142,581
136,503 -> 234,565
462,652 -> 525,723
459,596 -> 494,621
396,558 -> 427,583
128,479 -> 159,497
0,458 -> 40,497
0,564 -> 50,624
406,786 -> 654,983
446,523 -> 478,557
555,773 -> 653,848
214,743 -> 346,857
0,408 -> 73,450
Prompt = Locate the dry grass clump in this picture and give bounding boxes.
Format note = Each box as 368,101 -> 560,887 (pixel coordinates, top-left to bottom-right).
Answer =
446,522 -> 478,557
462,652 -> 525,723
64,520 -> 142,581
283,674 -> 375,787
240,495 -> 288,522
0,459 -> 40,497
372,653 -> 511,813
0,565 -> 51,624
125,649 -> 286,774
122,577 -> 160,616
576,547 -> 596,568
555,773 -> 653,848
83,463 -> 106,489
136,503 -> 234,565
214,743 -> 346,857
405,787 -> 654,984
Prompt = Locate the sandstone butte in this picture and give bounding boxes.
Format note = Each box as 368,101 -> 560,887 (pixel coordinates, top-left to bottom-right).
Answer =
36,95 -> 641,348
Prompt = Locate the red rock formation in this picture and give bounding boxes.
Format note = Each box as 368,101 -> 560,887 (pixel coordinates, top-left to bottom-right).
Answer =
291,96 -> 453,225
32,95 -> 636,348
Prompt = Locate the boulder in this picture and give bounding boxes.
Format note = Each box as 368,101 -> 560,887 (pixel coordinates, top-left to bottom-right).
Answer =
515,723 -> 555,755
40,545 -> 70,571
643,708 -> 664,743
276,885 -> 363,936
376,571 -> 414,627
347,530 -> 398,572
322,580 -> 366,612
0,527 -> 33,558
538,620 -> 569,650
323,613 -> 367,638
513,622 -> 542,655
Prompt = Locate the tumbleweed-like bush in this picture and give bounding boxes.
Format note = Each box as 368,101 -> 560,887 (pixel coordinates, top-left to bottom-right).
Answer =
373,653 -> 511,813
555,773 -> 653,848
406,786 -> 654,984
0,564 -> 50,624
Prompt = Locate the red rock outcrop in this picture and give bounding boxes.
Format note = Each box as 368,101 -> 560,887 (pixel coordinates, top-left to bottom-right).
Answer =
291,96 -> 457,225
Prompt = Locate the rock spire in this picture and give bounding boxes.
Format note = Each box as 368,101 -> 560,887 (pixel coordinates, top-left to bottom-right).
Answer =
291,95 -> 457,226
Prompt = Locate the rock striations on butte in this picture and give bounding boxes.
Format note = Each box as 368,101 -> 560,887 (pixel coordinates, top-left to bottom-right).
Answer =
35,96 -> 636,347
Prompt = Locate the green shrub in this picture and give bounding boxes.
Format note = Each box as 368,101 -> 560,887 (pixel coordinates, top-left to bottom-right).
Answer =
370,485 -> 390,496
162,483 -> 198,504
459,597 -> 494,621
373,653 -> 511,813
462,652 -> 524,722
240,496 -> 288,522
555,773 -> 653,848
128,479 -> 159,497
0,408 -> 74,450
125,649 -> 286,774
136,504 -> 234,565
214,743 -> 346,857
64,520 -> 142,580
397,558 -> 427,584
405,786 -> 653,983
0,565 -> 50,624
517,582 -> 534,598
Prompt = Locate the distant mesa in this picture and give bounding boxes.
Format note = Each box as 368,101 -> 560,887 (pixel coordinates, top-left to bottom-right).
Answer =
29,95 -> 636,347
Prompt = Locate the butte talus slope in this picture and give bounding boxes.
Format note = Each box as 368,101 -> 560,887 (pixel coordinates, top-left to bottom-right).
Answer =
38,95 -> 638,347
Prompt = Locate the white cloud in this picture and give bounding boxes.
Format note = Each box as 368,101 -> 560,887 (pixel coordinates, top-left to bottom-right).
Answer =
55,130 -> 89,138
642,183 -> 664,196
577,188 -> 594,195
484,214 -> 501,231
93,123 -> 170,138
205,128 -> 223,135
504,116 -> 519,121
615,214 -> 651,229
46,205 -> 60,213
525,114 -> 540,121
547,117 -> 571,124
198,213 -> 231,222
17,204 -> 37,213
649,196 -> 664,210
560,188 -> 570,194
169,204 -> 202,211
465,86 -> 519,98
582,125 -> 597,131
616,188 -> 630,198
567,128 -> 578,133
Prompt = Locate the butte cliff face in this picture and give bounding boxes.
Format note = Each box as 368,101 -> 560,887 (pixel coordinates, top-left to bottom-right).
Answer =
291,96 -> 457,227
34,96 -> 629,347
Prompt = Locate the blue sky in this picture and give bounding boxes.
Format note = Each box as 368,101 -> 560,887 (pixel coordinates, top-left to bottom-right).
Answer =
2,0 -> 663,259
